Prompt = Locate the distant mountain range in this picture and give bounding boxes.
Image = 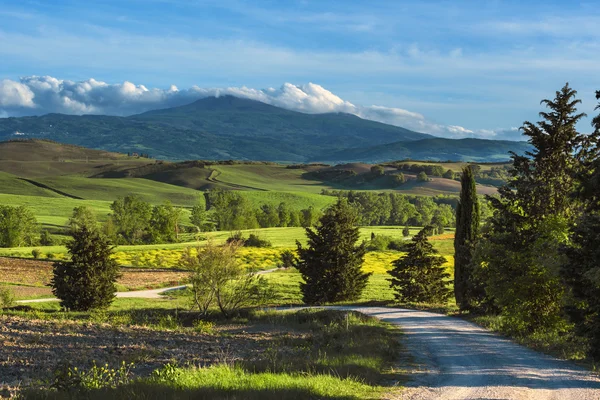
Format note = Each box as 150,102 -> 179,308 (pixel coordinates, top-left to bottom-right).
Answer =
0,95 -> 530,162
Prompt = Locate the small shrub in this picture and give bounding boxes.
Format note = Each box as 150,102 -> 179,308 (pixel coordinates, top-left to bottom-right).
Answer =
193,319 -> 216,334
279,249 -> 297,269
226,231 -> 245,245
244,234 -> 272,248
46,252 -> 55,260
0,287 -> 15,309
402,226 -> 410,237
31,249 -> 41,259
40,230 -> 54,246
50,361 -> 134,392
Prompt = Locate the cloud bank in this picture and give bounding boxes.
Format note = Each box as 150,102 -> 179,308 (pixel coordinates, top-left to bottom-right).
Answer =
0,76 -> 522,140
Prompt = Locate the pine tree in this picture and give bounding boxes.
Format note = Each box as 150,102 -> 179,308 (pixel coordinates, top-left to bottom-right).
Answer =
51,226 -> 120,311
296,199 -> 371,304
389,227 -> 451,303
454,166 -> 480,310
562,90 -> 600,360
480,84 -> 587,333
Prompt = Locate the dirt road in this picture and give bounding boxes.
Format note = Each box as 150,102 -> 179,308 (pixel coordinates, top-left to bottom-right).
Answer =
345,306 -> 600,400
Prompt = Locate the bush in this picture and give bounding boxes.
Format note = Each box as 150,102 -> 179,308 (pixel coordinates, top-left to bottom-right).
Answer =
279,249 -> 297,269
0,287 -> 15,309
402,226 -> 410,237
244,234 -> 272,248
180,241 -> 272,317
226,232 -> 272,248
40,230 -> 54,246
417,171 -> 429,182
32,248 -> 41,259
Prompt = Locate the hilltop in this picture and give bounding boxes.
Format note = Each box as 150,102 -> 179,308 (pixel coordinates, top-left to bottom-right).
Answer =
0,96 -> 528,162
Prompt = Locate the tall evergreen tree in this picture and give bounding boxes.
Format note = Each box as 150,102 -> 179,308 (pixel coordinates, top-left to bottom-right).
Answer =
479,84 -> 587,333
562,90 -> 600,360
52,226 -> 120,311
389,227 -> 451,303
454,166 -> 480,310
296,199 -> 370,304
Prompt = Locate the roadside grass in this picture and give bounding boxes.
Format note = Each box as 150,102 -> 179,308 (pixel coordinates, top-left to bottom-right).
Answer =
468,314 -> 590,363
19,309 -> 403,400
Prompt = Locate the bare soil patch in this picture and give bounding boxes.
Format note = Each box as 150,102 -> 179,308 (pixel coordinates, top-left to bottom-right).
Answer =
0,257 -> 188,297
0,315 -> 300,389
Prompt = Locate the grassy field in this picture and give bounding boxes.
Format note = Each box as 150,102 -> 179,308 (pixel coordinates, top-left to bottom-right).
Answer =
0,226 -> 441,259
36,176 -> 203,206
0,193 -> 113,229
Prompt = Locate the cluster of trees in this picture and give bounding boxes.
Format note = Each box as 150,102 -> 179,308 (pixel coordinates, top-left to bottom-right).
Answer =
295,199 -> 451,305
103,196 -> 184,245
454,84 -> 600,360
205,189 -> 322,231
389,162 -> 451,178
321,191 -> 455,229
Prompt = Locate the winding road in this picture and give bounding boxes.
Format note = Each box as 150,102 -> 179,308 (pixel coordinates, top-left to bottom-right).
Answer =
343,306 -> 600,400
17,287 -> 600,398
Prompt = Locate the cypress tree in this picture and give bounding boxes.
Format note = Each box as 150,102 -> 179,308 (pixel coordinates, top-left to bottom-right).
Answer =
389,227 -> 451,303
454,166 -> 480,310
52,226 -> 120,311
296,199 -> 371,304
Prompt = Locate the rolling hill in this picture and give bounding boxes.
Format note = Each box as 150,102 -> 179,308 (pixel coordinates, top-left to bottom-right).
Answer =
318,137 -> 532,163
0,96 -> 528,162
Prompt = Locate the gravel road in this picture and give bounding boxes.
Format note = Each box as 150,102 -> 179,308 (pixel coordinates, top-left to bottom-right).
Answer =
345,306 -> 600,400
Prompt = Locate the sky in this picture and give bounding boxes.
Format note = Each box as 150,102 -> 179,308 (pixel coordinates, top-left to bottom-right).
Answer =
1,0 -> 599,140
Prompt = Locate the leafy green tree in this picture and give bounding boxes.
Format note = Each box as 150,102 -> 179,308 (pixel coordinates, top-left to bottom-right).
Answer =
52,226 -> 120,311
277,202 -> 292,227
257,204 -> 280,228
40,230 -> 53,246
296,199 -> 371,304
150,201 -> 182,243
443,169 -> 455,179
417,171 -> 429,182
388,227 -> 451,303
208,190 -> 258,231
181,241 -> 271,317
68,206 -> 98,234
300,206 -> 321,228
0,206 -> 38,247
371,165 -> 385,176
109,196 -> 152,244
190,200 -> 207,231
454,166 -> 480,311
392,173 -> 406,186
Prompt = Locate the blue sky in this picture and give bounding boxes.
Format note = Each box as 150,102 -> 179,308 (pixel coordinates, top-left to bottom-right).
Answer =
1,0 -> 599,139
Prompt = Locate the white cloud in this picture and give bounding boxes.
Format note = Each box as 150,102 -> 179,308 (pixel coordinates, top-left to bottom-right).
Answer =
0,75 -> 523,140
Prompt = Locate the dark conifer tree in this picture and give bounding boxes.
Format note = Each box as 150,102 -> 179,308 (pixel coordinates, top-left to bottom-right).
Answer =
480,84 -> 588,333
389,227 -> 451,303
296,199 -> 370,304
52,226 -> 120,311
562,90 -> 600,360
454,166 -> 480,310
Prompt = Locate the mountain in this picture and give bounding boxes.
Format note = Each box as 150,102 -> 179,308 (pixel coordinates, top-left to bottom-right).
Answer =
316,137 -> 532,163
0,96 -> 526,162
